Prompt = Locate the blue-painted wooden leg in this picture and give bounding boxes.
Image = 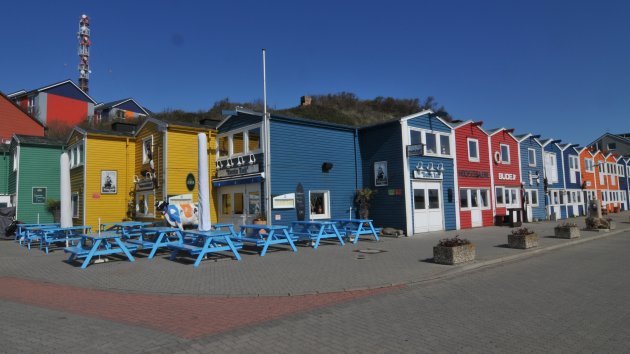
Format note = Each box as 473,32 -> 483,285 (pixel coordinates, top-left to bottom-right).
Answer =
81,240 -> 101,269
148,233 -> 164,259
368,222 -> 380,241
224,235 -> 241,261
313,228 -> 324,249
332,225 -> 345,246
260,230 -> 271,256
284,229 -> 298,252
194,238 -> 211,267
353,227 -> 360,244
114,238 -> 135,262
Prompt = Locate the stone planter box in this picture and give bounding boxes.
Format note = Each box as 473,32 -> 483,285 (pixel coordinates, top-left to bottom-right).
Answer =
433,244 -> 476,265
507,233 -> 539,249
554,226 -> 581,239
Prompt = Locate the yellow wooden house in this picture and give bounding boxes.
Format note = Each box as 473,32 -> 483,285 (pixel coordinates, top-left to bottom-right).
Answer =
133,118 -> 219,223
67,126 -> 136,229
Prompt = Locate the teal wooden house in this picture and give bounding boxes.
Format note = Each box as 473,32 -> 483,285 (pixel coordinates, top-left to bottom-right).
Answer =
8,135 -> 64,223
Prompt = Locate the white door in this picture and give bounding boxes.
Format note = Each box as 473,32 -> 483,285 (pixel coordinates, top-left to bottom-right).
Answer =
413,181 -> 443,233
470,189 -> 483,228
218,184 -> 261,225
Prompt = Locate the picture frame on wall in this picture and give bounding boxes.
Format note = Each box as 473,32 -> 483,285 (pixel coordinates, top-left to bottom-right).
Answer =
374,161 -> 388,187
101,170 -> 117,194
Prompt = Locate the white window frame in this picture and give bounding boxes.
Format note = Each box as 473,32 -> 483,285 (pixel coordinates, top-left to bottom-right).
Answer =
460,188 -> 491,210
528,189 -> 539,207
500,144 -> 510,164
68,142 -> 84,169
569,155 -> 579,184
607,142 -> 616,151
585,158 -> 594,172
545,152 -> 559,183
467,138 -> 479,162
216,124 -> 263,161
12,149 -> 18,171
309,190 -> 331,220
142,135 -> 153,165
495,186 -> 505,206
528,148 -> 536,167
409,128 -> 452,158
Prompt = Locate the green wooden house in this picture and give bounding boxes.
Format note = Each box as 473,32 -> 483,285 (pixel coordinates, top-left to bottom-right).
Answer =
9,135 -> 64,223
0,144 -> 10,208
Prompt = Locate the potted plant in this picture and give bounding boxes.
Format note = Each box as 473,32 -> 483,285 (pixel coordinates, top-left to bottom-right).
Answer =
585,217 -> 609,232
355,188 -> 375,220
555,221 -> 581,238
253,213 -> 267,235
433,235 -> 475,265
46,199 -> 61,223
508,227 -> 539,249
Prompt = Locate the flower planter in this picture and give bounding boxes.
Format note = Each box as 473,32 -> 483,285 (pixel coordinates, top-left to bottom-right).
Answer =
554,226 -> 580,239
508,233 -> 539,249
433,244 -> 476,265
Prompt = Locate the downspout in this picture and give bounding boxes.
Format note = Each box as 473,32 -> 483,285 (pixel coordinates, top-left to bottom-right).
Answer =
400,120 -> 412,236
15,145 -> 20,217
354,128 -> 359,191
163,129 -> 168,209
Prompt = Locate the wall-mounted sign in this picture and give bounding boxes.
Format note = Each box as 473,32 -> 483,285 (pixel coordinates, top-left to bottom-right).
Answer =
498,173 -> 517,181
101,170 -> 117,194
413,169 -> 443,180
272,193 -> 296,209
458,170 -> 490,178
32,187 -> 47,204
136,178 -> 154,191
407,144 -> 424,157
217,164 -> 260,178
186,173 -> 196,191
374,161 -> 388,187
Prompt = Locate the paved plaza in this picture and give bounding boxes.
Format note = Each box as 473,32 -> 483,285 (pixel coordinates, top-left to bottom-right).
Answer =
1,212 -> 630,353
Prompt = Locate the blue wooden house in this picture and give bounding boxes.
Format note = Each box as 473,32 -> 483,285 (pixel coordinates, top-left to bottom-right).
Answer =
215,108 -> 361,226
617,156 -> 629,211
515,133 -> 546,222
541,138 -> 567,219
360,110 -> 456,235
560,144 -> 584,217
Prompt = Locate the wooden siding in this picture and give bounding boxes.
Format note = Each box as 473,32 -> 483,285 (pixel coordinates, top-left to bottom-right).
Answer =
269,120 -> 360,225
0,150 -> 8,195
359,122 -> 405,230
562,148 -> 582,190
454,123 -> 493,228
490,131 -> 521,216
8,140 -> 17,195
605,154 -> 620,211
70,164 -> 84,226
407,115 -> 456,231
83,136 -> 135,229
519,137 -> 546,222
579,149 -> 597,193
16,144 -> 63,223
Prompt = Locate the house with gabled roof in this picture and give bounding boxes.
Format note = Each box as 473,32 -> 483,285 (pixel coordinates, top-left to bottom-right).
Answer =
94,98 -> 150,123
515,133 -> 546,222
589,132 -> 630,157
7,79 -> 96,126
0,91 -> 46,143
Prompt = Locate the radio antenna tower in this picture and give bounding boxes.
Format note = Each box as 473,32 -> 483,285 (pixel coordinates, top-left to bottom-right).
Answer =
77,14 -> 91,94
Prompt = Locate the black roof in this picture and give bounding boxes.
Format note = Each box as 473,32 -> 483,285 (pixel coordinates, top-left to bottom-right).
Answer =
15,134 -> 64,146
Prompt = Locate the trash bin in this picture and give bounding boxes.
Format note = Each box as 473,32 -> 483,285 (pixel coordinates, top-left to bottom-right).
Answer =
507,208 -> 522,228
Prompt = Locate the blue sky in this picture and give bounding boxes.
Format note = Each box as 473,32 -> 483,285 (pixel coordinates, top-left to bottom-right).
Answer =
1,0 -> 628,145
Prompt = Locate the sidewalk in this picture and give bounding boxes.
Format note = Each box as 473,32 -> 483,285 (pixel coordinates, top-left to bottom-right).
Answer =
1,212 -> 629,296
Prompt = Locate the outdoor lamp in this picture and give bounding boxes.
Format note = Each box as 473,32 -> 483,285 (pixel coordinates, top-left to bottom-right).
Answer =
322,162 -> 334,172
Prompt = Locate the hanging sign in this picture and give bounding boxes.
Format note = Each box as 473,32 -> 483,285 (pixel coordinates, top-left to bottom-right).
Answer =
186,173 -> 196,191
136,179 -> 154,191
273,193 -> 296,209
413,169 -> 443,180
217,164 -> 260,178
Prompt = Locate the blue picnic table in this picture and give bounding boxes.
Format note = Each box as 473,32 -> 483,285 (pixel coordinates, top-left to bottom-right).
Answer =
290,221 -> 345,249
236,224 -> 297,256
35,226 -> 92,254
168,229 -> 242,267
16,224 -> 60,245
127,227 -> 184,259
64,232 -> 137,269
330,219 -> 380,244
101,221 -> 155,239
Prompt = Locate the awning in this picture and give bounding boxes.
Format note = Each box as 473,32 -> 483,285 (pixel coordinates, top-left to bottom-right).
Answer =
212,174 -> 263,187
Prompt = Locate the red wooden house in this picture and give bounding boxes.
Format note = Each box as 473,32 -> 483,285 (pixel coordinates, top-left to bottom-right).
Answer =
452,121 -> 493,228
488,128 -> 522,223
0,91 -> 45,142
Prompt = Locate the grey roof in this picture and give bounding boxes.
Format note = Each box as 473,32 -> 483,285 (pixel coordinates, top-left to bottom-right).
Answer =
0,144 -> 10,153
79,127 -> 135,137
95,98 -> 150,115
14,134 -> 64,146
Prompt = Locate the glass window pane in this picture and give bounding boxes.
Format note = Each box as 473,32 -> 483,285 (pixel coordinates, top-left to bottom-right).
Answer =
440,135 -> 450,155
219,136 -> 229,157
511,189 -> 518,204
468,140 -> 478,159
501,145 -> 509,163
248,128 -> 260,151
480,189 -> 489,207
234,193 -> 244,214
425,133 -> 437,154
428,189 -> 440,209
528,149 -> 535,165
410,131 -> 422,145
495,187 -> 504,204
222,194 -> 232,215
414,189 -> 426,210
248,191 -> 260,215
471,189 -> 479,207
310,192 -> 326,215
459,189 -> 468,208
531,191 -> 538,205
233,132 -> 244,154
504,189 -> 510,204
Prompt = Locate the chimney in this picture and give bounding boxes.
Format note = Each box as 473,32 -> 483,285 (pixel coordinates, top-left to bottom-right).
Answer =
300,96 -> 312,106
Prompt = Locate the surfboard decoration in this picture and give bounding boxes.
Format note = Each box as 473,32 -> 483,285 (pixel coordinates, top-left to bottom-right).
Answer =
295,183 -> 305,221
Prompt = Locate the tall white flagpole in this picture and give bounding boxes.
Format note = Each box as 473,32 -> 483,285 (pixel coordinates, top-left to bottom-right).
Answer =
263,49 -> 272,223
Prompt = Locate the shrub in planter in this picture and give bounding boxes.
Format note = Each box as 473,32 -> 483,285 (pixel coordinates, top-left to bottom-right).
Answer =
555,221 -> 581,238
433,236 -> 475,265
585,217 -> 609,231
508,227 -> 539,249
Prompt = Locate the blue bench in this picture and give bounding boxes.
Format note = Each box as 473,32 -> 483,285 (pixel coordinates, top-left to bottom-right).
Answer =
168,230 -> 242,267
65,242 -> 138,259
